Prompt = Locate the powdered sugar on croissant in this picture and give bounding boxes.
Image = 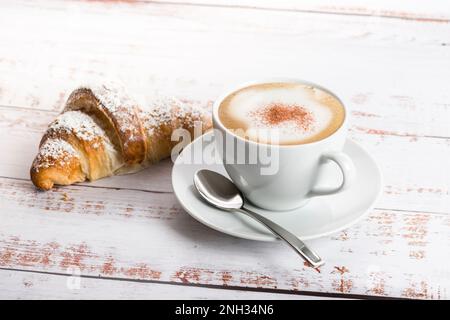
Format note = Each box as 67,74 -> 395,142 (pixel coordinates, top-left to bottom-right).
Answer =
30,83 -> 212,190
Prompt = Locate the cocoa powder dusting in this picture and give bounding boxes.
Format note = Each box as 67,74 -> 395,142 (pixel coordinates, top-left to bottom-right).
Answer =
253,103 -> 314,131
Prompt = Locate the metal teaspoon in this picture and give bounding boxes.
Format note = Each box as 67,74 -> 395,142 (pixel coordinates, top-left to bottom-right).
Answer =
193,169 -> 324,268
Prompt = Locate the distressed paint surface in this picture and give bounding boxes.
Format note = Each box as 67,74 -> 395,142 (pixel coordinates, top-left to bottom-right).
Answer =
0,0 -> 449,299
0,178 -> 449,298
0,107 -> 447,213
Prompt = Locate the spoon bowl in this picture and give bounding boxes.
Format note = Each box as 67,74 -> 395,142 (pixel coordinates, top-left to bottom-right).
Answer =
194,170 -> 243,210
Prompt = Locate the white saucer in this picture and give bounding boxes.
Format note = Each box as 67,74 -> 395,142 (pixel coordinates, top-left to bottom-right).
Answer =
172,131 -> 382,241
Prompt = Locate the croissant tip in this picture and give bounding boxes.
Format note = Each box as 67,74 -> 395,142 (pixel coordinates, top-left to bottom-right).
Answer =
30,167 -> 53,191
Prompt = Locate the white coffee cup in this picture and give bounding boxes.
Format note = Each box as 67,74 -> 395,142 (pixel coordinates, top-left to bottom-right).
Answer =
212,78 -> 356,211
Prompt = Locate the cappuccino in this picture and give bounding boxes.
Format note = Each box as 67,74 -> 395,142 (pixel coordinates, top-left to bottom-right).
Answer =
218,82 -> 345,145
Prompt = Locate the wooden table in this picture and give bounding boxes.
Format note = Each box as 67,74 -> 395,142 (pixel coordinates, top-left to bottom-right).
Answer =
0,0 -> 449,300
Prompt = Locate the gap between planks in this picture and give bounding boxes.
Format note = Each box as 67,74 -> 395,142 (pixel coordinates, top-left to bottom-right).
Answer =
1,102 -> 449,214
0,268 -> 349,300
0,175 -> 173,195
1,103 -> 449,213
0,175 -> 448,216
80,0 -> 450,24
1,103 -> 450,141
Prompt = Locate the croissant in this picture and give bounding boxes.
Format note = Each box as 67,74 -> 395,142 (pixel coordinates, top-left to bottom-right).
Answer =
30,84 -> 212,190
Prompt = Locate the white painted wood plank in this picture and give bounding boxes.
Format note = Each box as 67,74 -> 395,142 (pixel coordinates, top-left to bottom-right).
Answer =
0,177 -> 449,299
156,0 -> 450,21
0,269 -> 327,300
0,1 -> 448,216
0,107 -> 448,214
0,0 -> 448,300
0,0 -> 449,137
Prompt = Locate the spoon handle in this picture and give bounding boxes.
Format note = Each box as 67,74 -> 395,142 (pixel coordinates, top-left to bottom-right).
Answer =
239,207 -> 324,268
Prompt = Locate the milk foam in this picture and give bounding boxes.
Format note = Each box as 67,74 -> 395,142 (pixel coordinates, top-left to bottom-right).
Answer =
219,83 -> 343,145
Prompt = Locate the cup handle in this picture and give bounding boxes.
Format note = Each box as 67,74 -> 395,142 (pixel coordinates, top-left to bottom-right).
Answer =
308,151 -> 356,197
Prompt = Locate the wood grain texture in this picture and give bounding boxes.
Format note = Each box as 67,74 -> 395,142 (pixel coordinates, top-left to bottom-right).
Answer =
0,177 -> 449,299
154,0 -> 450,22
0,0 -> 449,138
1,107 -> 448,214
0,269 -> 323,299
0,0 -> 449,299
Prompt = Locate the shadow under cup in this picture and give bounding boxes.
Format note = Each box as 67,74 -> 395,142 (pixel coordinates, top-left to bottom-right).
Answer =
212,79 -> 354,211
